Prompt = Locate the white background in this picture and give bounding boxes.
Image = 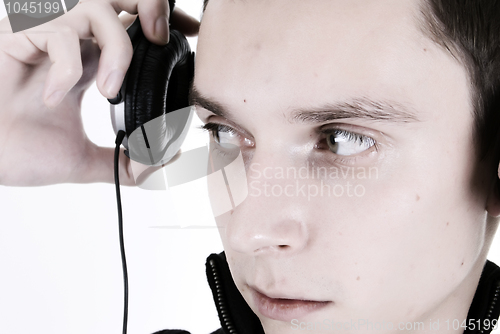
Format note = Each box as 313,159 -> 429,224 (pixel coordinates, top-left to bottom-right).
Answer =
1,1 -> 500,334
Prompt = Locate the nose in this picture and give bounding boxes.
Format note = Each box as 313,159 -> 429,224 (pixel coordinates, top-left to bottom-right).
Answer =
226,212 -> 308,255
224,161 -> 310,256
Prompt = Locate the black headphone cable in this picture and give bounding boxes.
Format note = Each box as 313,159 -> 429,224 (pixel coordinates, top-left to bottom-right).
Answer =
114,130 -> 129,334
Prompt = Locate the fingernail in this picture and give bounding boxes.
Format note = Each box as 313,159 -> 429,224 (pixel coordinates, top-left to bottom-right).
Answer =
46,90 -> 66,107
104,70 -> 125,98
155,15 -> 169,43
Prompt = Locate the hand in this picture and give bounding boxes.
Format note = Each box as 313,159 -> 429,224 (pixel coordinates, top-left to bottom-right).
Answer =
0,0 -> 199,186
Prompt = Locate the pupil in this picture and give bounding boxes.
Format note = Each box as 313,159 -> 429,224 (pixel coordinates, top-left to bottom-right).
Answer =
329,135 -> 336,145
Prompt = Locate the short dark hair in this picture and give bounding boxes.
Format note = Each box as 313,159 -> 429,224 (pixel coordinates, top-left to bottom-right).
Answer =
201,0 -> 500,177
420,0 -> 500,173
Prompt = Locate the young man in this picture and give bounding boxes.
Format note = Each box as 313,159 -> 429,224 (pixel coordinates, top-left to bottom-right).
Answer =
191,0 -> 500,333
1,0 -> 500,334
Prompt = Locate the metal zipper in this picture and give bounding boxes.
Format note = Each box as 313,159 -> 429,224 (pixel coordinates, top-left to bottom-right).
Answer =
479,280 -> 500,334
209,258 -> 238,334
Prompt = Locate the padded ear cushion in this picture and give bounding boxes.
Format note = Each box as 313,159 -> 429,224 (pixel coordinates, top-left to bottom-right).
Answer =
124,26 -> 194,164
125,29 -> 193,135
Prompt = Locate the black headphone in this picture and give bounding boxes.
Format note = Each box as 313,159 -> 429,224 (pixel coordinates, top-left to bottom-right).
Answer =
106,3 -> 194,333
108,0 -> 195,165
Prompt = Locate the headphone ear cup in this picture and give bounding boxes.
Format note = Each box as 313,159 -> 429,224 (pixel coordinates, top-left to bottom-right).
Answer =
124,28 -> 194,164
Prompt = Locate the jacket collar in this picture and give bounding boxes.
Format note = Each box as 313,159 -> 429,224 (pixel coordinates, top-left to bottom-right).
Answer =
464,260 -> 500,334
206,252 -> 500,334
206,252 -> 264,334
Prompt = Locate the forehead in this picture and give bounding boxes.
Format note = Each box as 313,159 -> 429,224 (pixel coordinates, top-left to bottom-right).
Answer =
194,0 -> 470,129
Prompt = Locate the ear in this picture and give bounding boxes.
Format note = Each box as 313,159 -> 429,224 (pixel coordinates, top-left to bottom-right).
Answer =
486,164 -> 500,217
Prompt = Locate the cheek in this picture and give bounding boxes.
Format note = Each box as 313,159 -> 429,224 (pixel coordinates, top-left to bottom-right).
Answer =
308,162 -> 486,319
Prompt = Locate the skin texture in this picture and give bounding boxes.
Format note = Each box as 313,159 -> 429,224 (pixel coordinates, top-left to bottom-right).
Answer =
193,0 -> 500,333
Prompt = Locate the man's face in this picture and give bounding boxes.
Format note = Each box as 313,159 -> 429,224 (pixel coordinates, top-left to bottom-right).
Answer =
193,0 -> 494,332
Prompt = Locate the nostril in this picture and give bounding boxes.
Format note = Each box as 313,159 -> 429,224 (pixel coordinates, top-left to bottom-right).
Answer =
228,216 -> 308,254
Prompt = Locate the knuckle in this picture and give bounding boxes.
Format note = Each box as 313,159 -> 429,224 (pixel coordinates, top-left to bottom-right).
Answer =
63,63 -> 83,79
54,25 -> 79,42
57,25 -> 74,36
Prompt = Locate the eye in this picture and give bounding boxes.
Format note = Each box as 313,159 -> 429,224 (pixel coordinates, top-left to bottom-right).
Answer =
199,122 -> 254,148
324,129 -> 376,156
201,122 -> 238,146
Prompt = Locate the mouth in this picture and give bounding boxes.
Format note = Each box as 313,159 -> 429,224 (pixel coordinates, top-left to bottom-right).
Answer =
249,286 -> 332,322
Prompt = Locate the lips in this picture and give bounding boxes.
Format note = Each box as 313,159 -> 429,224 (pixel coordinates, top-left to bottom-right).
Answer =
250,286 -> 331,322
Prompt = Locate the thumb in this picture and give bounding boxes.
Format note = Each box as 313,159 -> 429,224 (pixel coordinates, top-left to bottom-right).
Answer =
83,144 -> 183,186
83,146 -> 137,186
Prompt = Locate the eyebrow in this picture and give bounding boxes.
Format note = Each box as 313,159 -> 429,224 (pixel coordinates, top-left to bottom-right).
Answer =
189,85 -> 421,124
291,98 -> 420,124
189,85 -> 233,119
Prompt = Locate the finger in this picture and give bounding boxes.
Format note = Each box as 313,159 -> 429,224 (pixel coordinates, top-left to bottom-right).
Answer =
137,0 -> 170,45
24,25 -> 83,108
115,2 -> 199,41
170,7 -> 200,37
17,0 -> 134,100
84,145 -> 183,186
74,0 -> 134,99
112,0 -> 171,45
0,20 -> 53,65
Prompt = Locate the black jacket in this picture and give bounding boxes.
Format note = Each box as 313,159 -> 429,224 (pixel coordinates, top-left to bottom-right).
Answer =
155,252 -> 500,334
